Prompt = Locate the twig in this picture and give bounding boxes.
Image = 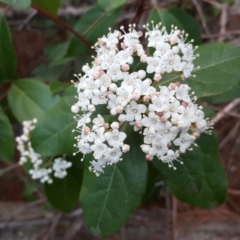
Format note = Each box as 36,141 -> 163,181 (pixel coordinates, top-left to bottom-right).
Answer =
64,219 -> 83,240
32,4 -> 92,50
218,3 -> 228,42
18,9 -> 37,30
121,226 -> 126,240
0,163 -> 19,177
172,196 -> 178,240
42,212 -> 62,240
202,30 -> 240,38
219,120 -> 240,149
210,98 -> 240,123
228,189 -> 240,195
131,0 -> 146,25
192,0 -> 211,37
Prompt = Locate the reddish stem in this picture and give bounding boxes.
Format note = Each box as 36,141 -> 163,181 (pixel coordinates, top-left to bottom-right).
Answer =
32,4 -> 92,50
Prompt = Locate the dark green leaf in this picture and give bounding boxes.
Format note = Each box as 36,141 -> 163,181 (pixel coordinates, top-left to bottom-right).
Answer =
0,0 -> 31,9
45,165 -> 83,212
8,79 -> 60,122
32,0 -> 61,15
153,145 -> 204,193
148,8 -> 201,44
0,14 -> 17,82
0,106 -> 14,161
80,127 -> 147,237
31,100 -> 76,157
141,162 -> 161,205
62,85 -> 76,107
202,81 -> 240,103
67,5 -> 121,57
50,81 -> 69,94
165,134 -> 227,208
160,43 -> 240,98
98,0 -> 126,12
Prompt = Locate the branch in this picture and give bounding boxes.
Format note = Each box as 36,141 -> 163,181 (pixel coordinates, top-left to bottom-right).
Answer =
32,4 -> 92,50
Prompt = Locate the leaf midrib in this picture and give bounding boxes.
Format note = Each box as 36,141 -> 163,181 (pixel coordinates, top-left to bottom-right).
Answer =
13,84 -> 45,115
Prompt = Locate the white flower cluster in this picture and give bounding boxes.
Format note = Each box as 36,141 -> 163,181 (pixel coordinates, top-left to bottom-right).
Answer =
16,119 -> 72,183
71,23 -> 212,175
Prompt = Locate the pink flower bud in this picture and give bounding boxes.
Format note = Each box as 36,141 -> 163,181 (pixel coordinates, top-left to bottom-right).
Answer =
83,126 -> 90,135
111,122 -> 119,129
110,44 -> 116,50
104,123 -> 109,129
160,116 -> 167,123
132,92 -> 140,101
169,83 -> 176,90
138,31 -> 143,37
110,108 -> 117,115
170,35 -> 178,45
182,102 -> 188,108
88,104 -> 95,112
98,38 -> 104,45
121,64 -> 130,72
93,71 -> 99,79
193,132 -> 200,138
143,96 -> 150,102
154,73 -> 162,81
94,58 -> 101,65
140,54 -> 147,62
135,121 -> 142,128
116,106 -> 123,113
121,42 -> 126,49
122,144 -> 130,153
146,154 -> 153,161
132,45 -> 137,52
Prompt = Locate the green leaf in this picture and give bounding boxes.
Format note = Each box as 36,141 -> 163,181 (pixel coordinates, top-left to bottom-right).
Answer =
80,127 -> 147,237
0,0 -> 31,9
67,5 -> 121,57
0,14 -> 17,82
62,85 -> 76,107
153,145 -> 204,194
202,81 -> 240,103
160,43 -> 240,98
165,134 -> 227,208
8,79 -> 60,122
45,165 -> 82,212
31,100 -> 76,157
98,0 -> 127,12
148,8 -> 201,44
141,162 -> 161,205
0,106 -> 14,161
50,81 -> 69,95
32,0 -> 61,15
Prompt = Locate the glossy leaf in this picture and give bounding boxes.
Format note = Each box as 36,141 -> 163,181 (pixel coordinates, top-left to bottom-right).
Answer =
80,127 -> 147,237
153,145 -> 204,194
202,81 -> 240,103
67,5 -> 121,57
0,0 -> 31,9
45,165 -> 83,212
0,107 -> 14,161
0,14 -> 17,82
98,0 -> 126,12
148,8 -> 201,44
160,43 -> 240,98
32,0 -> 61,15
165,134 -> 227,208
31,101 -> 76,157
8,79 -> 60,122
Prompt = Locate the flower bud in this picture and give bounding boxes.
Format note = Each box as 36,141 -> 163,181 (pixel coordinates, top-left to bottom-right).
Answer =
122,144 -> 130,153
154,73 -> 162,81
121,64 -> 130,72
71,105 -> 79,113
137,70 -> 146,79
172,46 -> 179,54
88,104 -> 96,112
109,83 -> 117,92
111,122 -> 119,129
146,154 -> 153,161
